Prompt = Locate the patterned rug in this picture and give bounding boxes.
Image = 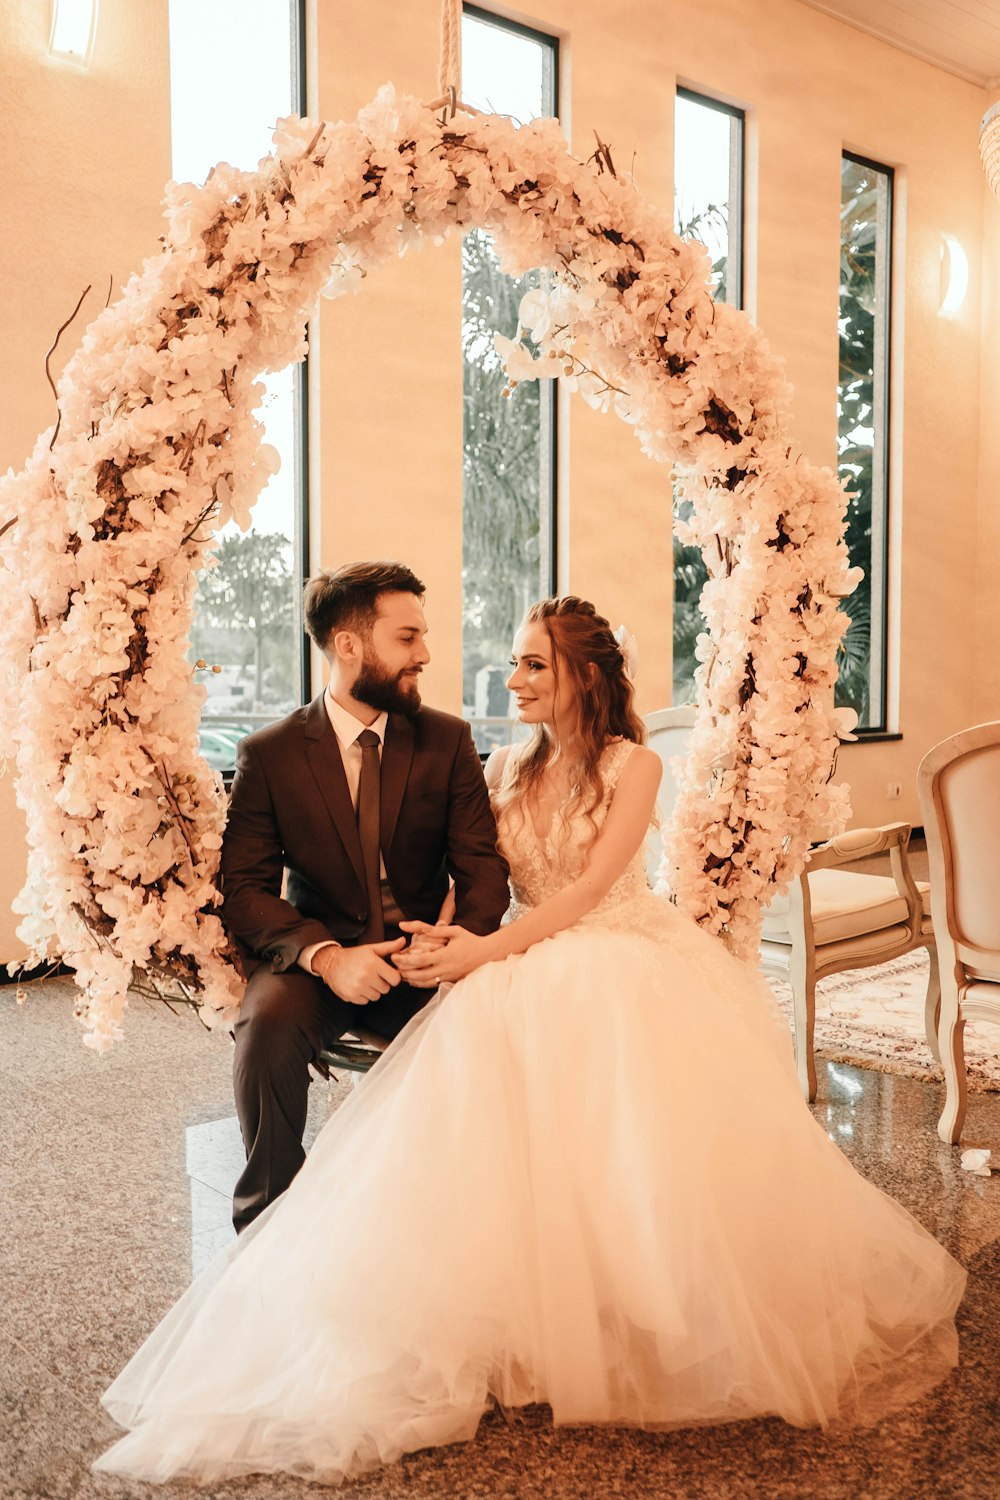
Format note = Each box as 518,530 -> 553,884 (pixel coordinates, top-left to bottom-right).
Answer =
768,949 -> 1000,1092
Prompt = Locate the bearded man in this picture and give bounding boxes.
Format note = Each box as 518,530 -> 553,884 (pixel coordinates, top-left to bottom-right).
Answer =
221,561 -> 510,1231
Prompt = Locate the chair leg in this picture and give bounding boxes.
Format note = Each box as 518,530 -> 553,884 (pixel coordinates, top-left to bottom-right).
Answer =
789,950 -> 818,1104
937,975 -> 968,1145
923,945 -> 941,1064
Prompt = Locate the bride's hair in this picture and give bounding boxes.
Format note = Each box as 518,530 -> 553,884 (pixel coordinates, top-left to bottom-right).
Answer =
493,596 -> 647,848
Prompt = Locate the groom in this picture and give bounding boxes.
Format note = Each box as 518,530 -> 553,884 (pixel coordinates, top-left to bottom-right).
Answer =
220,560 -> 510,1231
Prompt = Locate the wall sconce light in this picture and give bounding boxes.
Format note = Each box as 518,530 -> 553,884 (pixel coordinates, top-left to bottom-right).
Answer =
48,0 -> 98,65
981,99 -> 1000,202
939,234 -> 969,318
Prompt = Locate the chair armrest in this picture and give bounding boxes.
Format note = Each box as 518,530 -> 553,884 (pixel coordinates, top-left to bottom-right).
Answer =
804,822 -> 924,931
803,822 -> 911,871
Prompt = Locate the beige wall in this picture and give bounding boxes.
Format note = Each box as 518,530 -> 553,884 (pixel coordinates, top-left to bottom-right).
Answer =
1,0 -> 997,954
0,0 -> 172,955
976,155 -> 1000,725
310,0 -> 996,831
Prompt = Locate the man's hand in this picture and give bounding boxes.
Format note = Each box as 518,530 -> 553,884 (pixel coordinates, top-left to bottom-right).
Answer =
312,939 -> 406,1004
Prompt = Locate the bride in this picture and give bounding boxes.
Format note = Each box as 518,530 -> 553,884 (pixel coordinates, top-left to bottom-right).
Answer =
95,595 -> 965,1486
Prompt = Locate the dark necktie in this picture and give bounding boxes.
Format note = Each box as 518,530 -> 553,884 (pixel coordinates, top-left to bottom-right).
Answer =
356,729 -> 385,944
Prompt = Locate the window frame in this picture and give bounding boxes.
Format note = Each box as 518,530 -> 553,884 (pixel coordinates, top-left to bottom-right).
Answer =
671,85 -> 747,707
291,0 -> 312,709
463,2 -> 561,96
839,149 -> 894,737
459,4 -> 560,753
463,1 -> 559,591
674,85 -> 745,311
169,0 -> 311,773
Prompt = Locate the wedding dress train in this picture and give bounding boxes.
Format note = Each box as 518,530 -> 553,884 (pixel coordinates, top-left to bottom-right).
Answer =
95,741 -> 965,1485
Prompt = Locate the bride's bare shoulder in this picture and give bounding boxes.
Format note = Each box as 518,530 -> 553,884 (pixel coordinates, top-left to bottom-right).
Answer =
484,743 -> 519,792
606,739 -> 660,794
624,742 -> 660,773
604,737 -> 658,770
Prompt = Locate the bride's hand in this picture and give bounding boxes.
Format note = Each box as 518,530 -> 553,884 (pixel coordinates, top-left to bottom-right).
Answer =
403,930 -> 449,956
395,921 -> 494,986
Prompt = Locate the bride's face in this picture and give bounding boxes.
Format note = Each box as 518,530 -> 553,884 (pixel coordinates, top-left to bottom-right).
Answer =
507,622 -> 576,730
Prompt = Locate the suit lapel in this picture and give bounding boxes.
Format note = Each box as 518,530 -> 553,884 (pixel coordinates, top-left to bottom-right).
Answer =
303,693 -> 367,895
381,712 -> 415,855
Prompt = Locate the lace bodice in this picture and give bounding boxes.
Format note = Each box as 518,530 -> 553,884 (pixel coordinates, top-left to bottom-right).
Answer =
496,739 -> 650,925
492,738 -> 794,1045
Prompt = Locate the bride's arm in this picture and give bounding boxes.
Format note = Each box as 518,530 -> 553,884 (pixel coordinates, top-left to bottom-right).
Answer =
400,745 -> 660,983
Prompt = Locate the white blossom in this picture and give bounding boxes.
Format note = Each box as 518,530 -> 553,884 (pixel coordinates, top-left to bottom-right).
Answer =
0,85 -> 855,1043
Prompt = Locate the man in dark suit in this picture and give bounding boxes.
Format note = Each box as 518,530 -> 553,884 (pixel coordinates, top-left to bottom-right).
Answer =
221,561 -> 510,1231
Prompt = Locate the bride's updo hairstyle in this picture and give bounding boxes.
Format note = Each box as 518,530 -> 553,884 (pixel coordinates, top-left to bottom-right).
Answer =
494,595 -> 646,848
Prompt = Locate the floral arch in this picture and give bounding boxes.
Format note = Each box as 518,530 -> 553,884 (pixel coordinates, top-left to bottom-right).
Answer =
0,87 -> 857,1049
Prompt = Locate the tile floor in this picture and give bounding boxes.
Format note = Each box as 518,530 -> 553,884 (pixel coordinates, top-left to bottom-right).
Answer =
3,975 -> 1000,1500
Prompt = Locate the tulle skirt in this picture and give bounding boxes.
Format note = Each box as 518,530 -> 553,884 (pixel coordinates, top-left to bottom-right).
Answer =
95,901 -> 965,1485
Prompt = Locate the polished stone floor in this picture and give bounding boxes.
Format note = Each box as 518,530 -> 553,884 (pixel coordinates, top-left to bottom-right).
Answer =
3,976 -> 1000,1500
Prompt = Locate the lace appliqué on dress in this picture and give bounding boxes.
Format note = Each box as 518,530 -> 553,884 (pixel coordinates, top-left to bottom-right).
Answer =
498,739 -> 649,926
495,738 -> 787,1042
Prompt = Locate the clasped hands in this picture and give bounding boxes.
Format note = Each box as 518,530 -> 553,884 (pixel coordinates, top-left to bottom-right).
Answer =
311,923 -> 489,1005
394,921 -> 491,988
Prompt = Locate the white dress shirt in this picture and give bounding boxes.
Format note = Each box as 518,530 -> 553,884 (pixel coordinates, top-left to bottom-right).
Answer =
298,693 -> 389,974
324,694 -> 389,810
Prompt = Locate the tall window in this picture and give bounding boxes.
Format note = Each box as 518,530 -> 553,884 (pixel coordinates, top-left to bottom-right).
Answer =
461,5 -> 558,753
672,89 -> 744,704
168,0 -> 308,772
838,154 -> 892,732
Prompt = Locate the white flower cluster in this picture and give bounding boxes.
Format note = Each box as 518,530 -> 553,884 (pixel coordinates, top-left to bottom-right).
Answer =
482,117 -> 858,959
667,455 -> 860,958
0,85 -> 856,1045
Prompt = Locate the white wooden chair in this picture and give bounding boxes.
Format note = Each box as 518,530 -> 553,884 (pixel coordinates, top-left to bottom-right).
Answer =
759,824 -> 935,1103
917,721 -> 1000,1144
643,706 -> 696,883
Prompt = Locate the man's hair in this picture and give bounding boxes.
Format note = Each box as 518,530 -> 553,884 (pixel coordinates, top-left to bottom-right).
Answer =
303,561 -> 425,650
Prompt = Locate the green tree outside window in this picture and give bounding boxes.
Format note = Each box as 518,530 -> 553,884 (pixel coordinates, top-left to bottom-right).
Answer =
837,156 -> 891,729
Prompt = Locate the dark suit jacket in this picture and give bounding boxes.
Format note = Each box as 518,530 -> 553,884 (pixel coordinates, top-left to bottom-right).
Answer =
220,695 -> 510,973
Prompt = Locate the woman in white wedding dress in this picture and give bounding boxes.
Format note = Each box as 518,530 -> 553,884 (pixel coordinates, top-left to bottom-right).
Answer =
96,595 -> 965,1487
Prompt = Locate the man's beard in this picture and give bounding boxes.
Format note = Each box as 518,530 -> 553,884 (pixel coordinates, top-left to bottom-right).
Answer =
353,648 -> 422,717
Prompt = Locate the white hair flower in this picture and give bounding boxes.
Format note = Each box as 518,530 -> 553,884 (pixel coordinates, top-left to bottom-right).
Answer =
613,625 -> 639,682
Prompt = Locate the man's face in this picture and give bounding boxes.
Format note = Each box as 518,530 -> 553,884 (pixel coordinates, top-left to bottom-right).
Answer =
352,591 -> 430,717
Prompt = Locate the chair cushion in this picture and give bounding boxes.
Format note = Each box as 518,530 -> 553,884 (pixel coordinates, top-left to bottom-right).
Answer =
963,978 -> 1000,1024
966,968 -> 1000,987
762,871 -> 930,947
761,922 -> 914,977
